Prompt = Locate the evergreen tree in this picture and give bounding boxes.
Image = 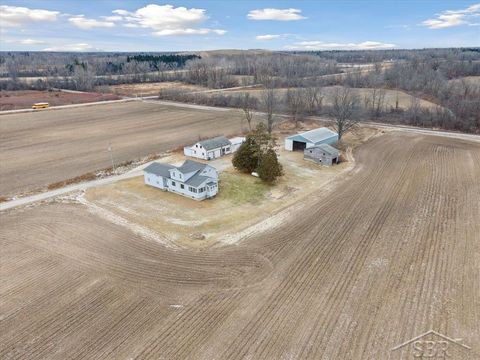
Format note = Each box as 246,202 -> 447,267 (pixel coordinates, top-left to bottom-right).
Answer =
257,148 -> 283,183
232,123 -> 283,182
232,137 -> 259,173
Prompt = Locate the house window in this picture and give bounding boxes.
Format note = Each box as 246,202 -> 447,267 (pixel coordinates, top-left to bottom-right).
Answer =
188,186 -> 197,193
179,174 -> 182,179
226,146 -> 230,151
180,184 -> 184,189
171,181 -> 176,186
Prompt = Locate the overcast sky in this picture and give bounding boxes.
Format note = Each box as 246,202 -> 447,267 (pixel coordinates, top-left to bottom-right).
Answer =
1,1 -> 479,52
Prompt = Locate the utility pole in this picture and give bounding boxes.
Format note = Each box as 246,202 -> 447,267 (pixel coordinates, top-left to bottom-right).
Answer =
108,142 -> 116,175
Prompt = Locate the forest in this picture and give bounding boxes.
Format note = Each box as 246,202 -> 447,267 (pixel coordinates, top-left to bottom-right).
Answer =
1,48 -> 479,133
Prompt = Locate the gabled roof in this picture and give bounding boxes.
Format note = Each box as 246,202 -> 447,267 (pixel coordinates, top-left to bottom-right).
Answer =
287,127 -> 338,144
176,159 -> 207,174
311,143 -> 339,156
144,160 -> 216,188
198,136 -> 231,150
184,173 -> 210,187
143,162 -> 176,177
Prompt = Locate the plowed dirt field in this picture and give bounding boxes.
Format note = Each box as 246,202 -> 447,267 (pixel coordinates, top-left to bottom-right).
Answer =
0,101 -> 244,197
1,132 -> 479,359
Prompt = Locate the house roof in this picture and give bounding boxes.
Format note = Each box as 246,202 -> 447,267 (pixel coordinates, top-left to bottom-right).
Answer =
184,173 -> 210,187
143,162 -> 176,177
229,136 -> 246,145
311,143 -> 339,156
144,160 -> 215,188
198,136 -> 231,150
287,127 -> 338,144
177,159 -> 207,174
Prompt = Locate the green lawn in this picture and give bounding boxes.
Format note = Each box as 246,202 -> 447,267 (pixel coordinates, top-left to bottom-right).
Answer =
218,171 -> 271,205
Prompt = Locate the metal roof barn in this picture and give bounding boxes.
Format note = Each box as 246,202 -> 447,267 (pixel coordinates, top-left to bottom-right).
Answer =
285,127 -> 338,151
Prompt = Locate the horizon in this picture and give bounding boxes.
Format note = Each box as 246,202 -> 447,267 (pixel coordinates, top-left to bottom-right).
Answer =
1,1 -> 479,52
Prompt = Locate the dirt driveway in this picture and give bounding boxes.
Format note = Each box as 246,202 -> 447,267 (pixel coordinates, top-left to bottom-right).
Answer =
0,101 -> 244,197
1,132 -> 479,359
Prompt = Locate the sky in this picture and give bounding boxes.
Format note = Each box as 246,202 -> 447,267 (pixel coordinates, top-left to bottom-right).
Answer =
0,1 -> 479,52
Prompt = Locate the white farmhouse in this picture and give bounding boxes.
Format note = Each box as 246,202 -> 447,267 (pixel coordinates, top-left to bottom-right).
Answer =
184,136 -> 245,160
144,160 -> 218,200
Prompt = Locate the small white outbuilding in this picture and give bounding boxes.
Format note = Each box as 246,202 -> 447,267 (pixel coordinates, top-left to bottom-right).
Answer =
184,136 -> 245,160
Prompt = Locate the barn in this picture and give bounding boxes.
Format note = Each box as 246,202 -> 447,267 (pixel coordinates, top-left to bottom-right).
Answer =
304,143 -> 339,166
285,127 -> 338,151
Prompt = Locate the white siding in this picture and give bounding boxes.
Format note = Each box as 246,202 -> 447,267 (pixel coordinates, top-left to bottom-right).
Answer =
144,173 -> 166,189
285,138 -> 293,151
184,145 -> 208,160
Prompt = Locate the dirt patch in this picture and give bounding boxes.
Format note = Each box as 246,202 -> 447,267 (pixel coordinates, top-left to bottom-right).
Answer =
0,90 -> 120,110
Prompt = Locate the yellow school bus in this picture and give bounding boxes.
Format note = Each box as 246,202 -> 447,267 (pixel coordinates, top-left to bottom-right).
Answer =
32,102 -> 49,109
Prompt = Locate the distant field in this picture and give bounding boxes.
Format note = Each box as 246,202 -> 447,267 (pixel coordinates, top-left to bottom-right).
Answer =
221,86 -> 439,110
448,76 -> 480,86
0,90 -> 120,110
105,82 -> 207,97
0,101 -> 244,197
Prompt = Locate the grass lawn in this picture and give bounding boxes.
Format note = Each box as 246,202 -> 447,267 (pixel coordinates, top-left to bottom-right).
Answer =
218,171 -> 271,205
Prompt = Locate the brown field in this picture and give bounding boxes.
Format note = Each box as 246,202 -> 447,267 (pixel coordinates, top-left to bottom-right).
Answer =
0,101 -> 245,197
221,86 -> 439,110
0,90 -> 120,110
105,81 -> 207,97
448,76 -> 480,86
1,132 -> 479,359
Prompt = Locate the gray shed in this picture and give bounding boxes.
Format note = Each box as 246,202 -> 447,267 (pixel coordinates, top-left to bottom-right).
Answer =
304,143 -> 339,166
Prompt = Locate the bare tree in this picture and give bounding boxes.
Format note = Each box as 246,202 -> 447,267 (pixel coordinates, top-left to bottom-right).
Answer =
285,88 -> 304,126
261,81 -> 277,134
241,92 -> 255,131
330,86 -> 360,140
365,88 -> 386,118
405,95 -> 421,126
302,86 -> 323,115
72,65 -> 96,91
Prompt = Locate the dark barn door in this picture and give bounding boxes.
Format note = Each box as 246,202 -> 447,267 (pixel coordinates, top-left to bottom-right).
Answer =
292,141 -> 307,151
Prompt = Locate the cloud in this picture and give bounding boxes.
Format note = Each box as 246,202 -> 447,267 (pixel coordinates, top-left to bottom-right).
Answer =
154,28 -> 226,36
0,5 -> 59,27
248,8 -> 306,21
112,4 -> 225,36
256,34 -> 281,40
286,40 -> 396,50
422,3 -> 480,29
69,15 -> 115,30
43,43 -> 99,52
19,38 -> 46,45
4,38 -> 46,45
